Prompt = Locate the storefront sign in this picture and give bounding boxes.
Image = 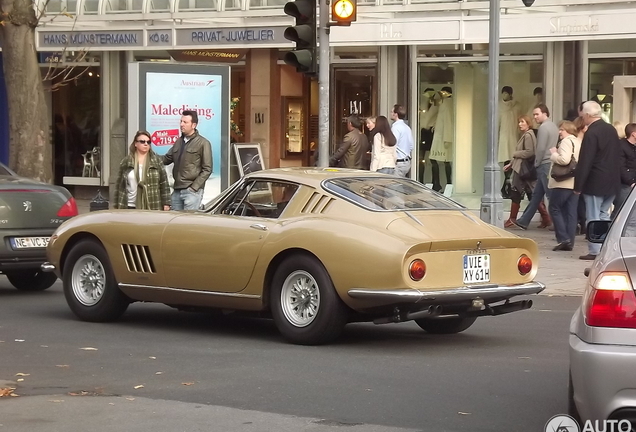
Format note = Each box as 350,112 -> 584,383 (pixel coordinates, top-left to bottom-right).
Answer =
175,27 -> 286,46
169,49 -> 248,63
549,16 -> 600,35
39,31 -> 143,47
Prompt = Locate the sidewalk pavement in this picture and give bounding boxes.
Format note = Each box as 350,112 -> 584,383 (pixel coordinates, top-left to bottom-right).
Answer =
74,199 -> 589,297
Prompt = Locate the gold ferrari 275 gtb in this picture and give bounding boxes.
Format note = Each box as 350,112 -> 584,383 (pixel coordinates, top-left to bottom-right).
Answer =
43,168 -> 545,345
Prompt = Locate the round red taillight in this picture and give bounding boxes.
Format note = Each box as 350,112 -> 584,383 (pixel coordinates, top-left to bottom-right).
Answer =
409,259 -> 426,281
517,255 -> 533,275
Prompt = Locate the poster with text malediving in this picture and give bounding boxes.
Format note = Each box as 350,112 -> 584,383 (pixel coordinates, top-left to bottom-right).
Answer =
146,72 -> 222,201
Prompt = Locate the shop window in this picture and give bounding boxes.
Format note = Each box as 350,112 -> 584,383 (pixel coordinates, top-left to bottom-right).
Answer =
249,0 -> 285,7
83,0 -> 99,13
105,0 -> 143,11
588,59 -> 636,123
178,0 -> 217,10
51,66 -> 101,185
416,60 -> 543,198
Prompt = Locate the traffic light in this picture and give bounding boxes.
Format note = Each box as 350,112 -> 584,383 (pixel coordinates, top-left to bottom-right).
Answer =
283,0 -> 317,75
521,0 -> 534,5
331,0 -> 356,25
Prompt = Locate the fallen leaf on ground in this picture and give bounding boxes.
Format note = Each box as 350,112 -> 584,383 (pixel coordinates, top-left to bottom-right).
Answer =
0,388 -> 16,397
14,339 -> 25,342
69,391 -> 90,396
458,412 -> 471,415
15,373 -> 30,377
182,382 -> 195,386
126,397 -> 135,401
56,365 -> 70,368
518,356 -> 531,359
149,356 -> 156,360
49,400 -> 64,403
109,403 -> 115,405
134,385 -> 144,389
155,372 -> 163,375
40,345 -> 49,348
80,347 -> 98,351
17,379 -> 24,382
10,393 -> 19,397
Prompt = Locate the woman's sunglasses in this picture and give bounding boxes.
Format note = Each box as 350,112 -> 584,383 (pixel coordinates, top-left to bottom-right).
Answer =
136,139 -> 151,144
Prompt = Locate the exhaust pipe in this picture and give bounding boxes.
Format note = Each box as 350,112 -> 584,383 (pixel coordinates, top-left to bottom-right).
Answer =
373,305 -> 443,325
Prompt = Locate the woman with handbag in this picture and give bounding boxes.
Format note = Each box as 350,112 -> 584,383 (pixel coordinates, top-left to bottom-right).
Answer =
503,115 -> 537,228
548,120 -> 581,251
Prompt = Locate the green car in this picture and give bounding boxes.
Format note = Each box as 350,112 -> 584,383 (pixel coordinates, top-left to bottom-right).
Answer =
0,163 -> 77,291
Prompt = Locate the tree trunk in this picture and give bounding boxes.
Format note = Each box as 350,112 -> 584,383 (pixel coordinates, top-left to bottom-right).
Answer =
0,0 -> 52,183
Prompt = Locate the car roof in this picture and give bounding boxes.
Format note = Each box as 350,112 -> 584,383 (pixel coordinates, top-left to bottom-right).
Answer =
244,168 -> 390,188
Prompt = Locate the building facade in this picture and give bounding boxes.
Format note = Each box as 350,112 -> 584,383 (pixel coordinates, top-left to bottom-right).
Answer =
0,0 -> 635,206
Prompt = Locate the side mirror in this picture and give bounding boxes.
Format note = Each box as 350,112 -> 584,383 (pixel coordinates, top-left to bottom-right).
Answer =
587,220 -> 611,244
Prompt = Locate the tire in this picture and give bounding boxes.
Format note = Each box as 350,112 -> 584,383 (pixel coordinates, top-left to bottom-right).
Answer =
62,239 -> 129,322
5,270 -> 57,291
415,316 -> 477,334
270,254 -> 349,345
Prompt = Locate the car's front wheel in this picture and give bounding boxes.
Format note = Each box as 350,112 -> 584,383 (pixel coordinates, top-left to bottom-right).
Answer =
270,254 -> 349,345
415,316 -> 477,334
5,270 -> 57,291
63,239 -> 129,322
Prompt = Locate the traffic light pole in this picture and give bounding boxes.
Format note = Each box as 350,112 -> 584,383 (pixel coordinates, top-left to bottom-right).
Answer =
480,0 -> 503,227
317,0 -> 330,168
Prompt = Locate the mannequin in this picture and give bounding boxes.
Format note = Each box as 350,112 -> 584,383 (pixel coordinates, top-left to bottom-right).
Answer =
498,86 -> 521,163
527,87 -> 543,128
418,87 -> 437,183
429,86 -> 453,192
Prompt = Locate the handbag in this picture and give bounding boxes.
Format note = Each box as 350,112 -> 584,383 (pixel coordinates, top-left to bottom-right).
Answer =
518,159 -> 537,182
551,139 -> 577,182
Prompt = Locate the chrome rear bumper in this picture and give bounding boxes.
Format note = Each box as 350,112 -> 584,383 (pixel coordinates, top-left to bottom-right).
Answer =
41,262 -> 56,273
348,281 -> 545,303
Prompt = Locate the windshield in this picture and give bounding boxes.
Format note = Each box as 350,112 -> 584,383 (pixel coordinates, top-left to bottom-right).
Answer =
322,177 -> 463,211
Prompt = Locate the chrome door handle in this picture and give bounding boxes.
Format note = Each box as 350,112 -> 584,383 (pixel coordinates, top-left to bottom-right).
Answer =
250,223 -> 268,231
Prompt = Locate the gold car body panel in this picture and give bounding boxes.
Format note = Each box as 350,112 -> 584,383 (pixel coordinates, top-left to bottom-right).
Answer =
46,168 -> 542,314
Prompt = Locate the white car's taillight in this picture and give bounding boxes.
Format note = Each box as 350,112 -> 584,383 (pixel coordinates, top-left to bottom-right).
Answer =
585,272 -> 636,329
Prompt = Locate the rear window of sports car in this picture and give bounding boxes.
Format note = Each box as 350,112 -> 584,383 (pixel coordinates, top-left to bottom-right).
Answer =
322,177 -> 464,211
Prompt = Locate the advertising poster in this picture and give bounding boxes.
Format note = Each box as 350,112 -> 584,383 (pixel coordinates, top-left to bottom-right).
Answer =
128,63 -> 230,205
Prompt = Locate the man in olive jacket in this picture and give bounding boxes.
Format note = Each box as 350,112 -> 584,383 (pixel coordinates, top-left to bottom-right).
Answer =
329,115 -> 370,169
163,110 -> 212,210
574,101 -> 621,260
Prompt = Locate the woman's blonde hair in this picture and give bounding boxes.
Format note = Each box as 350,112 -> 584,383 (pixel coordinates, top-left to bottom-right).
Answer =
558,120 -> 578,137
129,130 -> 152,154
614,121 -> 626,139
518,115 -> 533,128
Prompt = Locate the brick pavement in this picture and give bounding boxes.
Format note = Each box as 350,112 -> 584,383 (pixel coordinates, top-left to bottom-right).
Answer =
75,200 -> 588,297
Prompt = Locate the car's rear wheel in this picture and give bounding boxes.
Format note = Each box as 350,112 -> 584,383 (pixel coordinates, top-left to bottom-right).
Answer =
63,239 -> 129,322
270,254 -> 348,345
5,270 -> 57,291
415,316 -> 477,334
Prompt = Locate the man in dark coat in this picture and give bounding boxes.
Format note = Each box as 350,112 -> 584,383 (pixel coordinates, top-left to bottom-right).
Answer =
329,115 -> 370,169
614,123 -> 636,212
574,101 -> 621,260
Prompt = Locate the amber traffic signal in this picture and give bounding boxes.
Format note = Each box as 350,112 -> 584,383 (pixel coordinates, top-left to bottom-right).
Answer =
331,0 -> 356,25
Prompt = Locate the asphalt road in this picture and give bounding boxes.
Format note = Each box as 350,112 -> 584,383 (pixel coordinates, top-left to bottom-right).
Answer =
0,278 -> 580,432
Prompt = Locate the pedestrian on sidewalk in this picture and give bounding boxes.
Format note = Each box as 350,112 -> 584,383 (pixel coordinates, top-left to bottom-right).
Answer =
574,100 -> 621,260
614,122 -> 636,213
329,115 -> 370,169
390,104 -> 414,177
511,104 -> 558,230
163,110 -> 212,211
504,115 -> 536,228
113,130 -> 171,211
369,116 -> 397,175
548,120 -> 581,251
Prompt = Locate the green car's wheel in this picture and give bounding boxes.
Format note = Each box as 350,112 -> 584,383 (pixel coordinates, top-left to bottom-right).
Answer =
5,270 -> 57,291
271,254 -> 349,345
63,239 -> 129,322
415,316 -> 477,334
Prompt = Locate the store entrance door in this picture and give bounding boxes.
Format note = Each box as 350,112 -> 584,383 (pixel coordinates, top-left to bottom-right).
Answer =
332,67 -> 377,155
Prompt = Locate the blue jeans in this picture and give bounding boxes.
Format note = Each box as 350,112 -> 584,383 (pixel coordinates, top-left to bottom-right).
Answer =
583,194 -> 614,255
171,188 -> 204,211
549,188 -> 578,245
516,163 -> 552,228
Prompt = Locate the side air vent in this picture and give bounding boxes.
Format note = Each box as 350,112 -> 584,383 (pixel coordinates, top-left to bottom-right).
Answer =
121,244 -> 156,273
301,192 -> 334,214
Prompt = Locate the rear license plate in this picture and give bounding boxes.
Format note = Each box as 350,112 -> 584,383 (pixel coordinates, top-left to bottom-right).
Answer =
463,254 -> 490,284
11,237 -> 50,249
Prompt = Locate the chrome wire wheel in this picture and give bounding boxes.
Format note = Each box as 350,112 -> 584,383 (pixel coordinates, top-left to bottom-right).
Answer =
71,254 -> 106,306
280,270 -> 320,328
